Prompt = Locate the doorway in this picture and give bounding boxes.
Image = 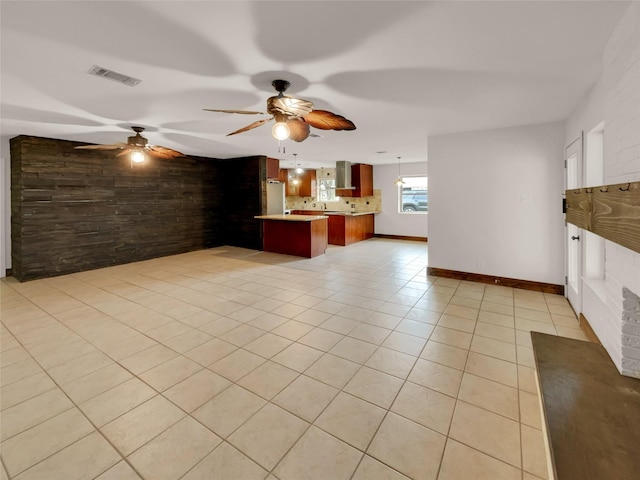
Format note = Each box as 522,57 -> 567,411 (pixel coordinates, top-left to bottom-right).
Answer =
565,136 -> 583,313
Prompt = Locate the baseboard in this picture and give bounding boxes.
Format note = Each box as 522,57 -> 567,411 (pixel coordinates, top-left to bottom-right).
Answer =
427,267 -> 564,295
579,313 -> 601,344
374,234 -> 427,243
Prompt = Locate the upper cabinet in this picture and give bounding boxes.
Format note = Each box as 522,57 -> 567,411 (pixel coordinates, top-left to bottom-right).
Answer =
279,169 -> 317,197
336,163 -> 373,197
266,157 -> 279,179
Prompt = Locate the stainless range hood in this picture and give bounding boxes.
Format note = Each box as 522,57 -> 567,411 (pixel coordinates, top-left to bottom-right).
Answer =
335,161 -> 354,189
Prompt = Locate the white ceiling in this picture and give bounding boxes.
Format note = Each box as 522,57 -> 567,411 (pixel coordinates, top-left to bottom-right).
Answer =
0,1 -> 630,169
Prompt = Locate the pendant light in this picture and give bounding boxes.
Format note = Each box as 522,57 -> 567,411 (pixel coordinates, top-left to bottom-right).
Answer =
394,156 -> 405,186
291,153 -> 300,185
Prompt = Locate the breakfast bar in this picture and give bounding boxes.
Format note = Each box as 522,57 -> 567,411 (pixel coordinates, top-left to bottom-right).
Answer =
290,210 -> 376,246
255,214 -> 328,258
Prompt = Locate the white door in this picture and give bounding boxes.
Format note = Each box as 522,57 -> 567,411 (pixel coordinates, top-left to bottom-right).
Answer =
565,136 -> 583,312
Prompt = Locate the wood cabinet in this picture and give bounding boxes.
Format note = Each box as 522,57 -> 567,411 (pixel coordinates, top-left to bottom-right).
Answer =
266,157 -> 279,179
336,163 -> 373,197
258,215 -> 328,257
327,213 -> 374,245
291,211 -> 375,246
279,168 -> 317,197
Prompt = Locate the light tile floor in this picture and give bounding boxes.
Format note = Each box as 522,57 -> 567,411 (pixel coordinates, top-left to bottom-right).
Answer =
0,239 -> 588,480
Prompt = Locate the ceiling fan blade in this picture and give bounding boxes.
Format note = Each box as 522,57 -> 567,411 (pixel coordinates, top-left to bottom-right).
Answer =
267,96 -> 314,117
303,110 -> 356,131
115,148 -> 134,158
226,117 -> 273,136
75,142 -> 130,150
147,145 -> 186,159
204,109 -> 265,115
288,119 -> 310,142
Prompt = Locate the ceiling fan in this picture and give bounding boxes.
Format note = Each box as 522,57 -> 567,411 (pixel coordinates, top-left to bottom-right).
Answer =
74,126 -> 185,162
204,79 -> 356,142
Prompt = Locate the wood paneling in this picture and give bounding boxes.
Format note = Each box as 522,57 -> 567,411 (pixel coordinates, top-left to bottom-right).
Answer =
565,181 -> 640,254
427,267 -> 564,295
10,135 -> 268,281
565,188 -> 591,230
223,156 -> 263,251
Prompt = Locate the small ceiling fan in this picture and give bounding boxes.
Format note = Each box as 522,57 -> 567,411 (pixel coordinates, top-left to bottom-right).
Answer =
204,80 -> 356,142
74,126 -> 185,162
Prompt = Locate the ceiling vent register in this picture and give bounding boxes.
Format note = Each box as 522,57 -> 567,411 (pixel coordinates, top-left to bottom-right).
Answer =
87,65 -> 141,87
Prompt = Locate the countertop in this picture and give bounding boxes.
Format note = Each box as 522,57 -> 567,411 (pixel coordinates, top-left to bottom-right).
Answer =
255,214 -> 328,221
325,211 -> 377,216
292,210 -> 378,217
532,332 -> 640,480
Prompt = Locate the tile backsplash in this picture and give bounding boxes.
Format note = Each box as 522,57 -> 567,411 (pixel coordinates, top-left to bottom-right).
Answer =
286,189 -> 381,213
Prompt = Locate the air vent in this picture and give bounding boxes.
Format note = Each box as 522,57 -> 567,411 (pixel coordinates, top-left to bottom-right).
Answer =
87,65 -> 141,87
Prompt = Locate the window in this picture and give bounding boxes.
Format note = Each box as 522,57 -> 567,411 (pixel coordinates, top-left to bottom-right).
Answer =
318,177 -> 338,202
399,176 -> 428,213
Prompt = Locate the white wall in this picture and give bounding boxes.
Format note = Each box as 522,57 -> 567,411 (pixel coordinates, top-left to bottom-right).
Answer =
564,1 -> 640,377
428,122 -> 566,285
373,161 -> 428,238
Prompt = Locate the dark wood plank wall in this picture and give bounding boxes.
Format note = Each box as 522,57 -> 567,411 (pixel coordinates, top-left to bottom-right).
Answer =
10,135 -> 267,281
223,156 -> 264,251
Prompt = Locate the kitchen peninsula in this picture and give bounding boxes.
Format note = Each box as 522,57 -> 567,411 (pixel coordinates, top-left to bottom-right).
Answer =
255,214 -> 328,258
291,210 -> 375,246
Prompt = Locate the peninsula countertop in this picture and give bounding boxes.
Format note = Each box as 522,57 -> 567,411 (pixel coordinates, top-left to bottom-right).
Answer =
255,214 -> 329,221
289,210 -> 379,217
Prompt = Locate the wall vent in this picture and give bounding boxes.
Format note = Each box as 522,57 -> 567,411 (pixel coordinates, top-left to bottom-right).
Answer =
87,65 -> 141,87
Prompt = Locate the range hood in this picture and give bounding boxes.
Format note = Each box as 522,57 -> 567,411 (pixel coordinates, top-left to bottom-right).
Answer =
335,161 -> 354,189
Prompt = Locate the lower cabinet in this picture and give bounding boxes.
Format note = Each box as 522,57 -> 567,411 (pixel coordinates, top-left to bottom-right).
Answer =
291,211 -> 374,246
327,214 -> 374,246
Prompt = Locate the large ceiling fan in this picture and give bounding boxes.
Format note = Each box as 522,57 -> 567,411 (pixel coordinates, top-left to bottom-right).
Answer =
74,126 -> 185,162
205,80 -> 356,142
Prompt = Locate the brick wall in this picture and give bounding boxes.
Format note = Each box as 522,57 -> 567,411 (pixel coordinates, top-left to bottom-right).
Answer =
603,2 -> 640,377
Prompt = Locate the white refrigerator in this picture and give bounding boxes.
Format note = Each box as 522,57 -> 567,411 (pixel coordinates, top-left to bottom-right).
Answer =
266,182 -> 286,215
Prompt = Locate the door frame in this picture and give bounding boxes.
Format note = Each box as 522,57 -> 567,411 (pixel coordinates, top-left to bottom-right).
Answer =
565,135 -> 583,312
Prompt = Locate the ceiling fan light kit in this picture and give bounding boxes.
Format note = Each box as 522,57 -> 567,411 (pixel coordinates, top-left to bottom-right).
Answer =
74,126 -> 185,166
205,79 -> 356,144
272,113 -> 291,141
130,150 -> 146,164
